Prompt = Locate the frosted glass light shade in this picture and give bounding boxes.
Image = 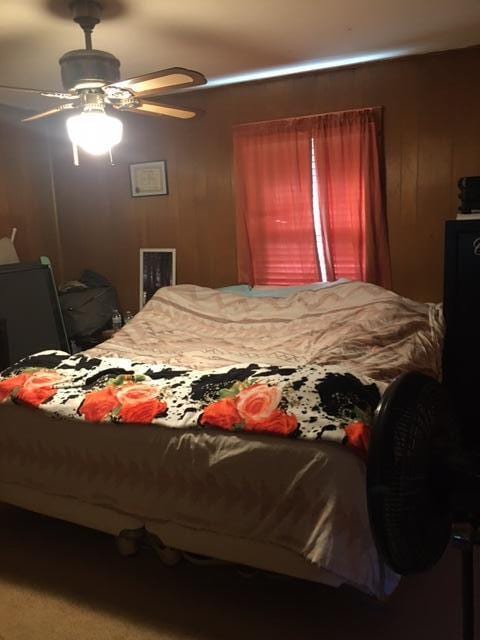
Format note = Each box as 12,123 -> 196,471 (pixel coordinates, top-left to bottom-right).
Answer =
66,111 -> 123,156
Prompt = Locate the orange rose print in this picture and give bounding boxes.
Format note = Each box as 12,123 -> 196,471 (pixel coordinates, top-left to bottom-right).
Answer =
236,384 -> 281,422
79,386 -> 120,423
16,370 -> 63,408
116,384 -> 167,424
79,382 -> 168,425
344,421 -> 370,461
22,371 -> 63,388
116,384 -> 159,404
0,369 -> 62,407
199,398 -> 240,430
119,398 -> 167,424
201,381 -> 297,437
244,409 -> 297,436
0,373 -> 29,403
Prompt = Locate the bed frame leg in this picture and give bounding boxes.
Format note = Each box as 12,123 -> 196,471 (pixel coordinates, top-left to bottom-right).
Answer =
115,527 -> 144,557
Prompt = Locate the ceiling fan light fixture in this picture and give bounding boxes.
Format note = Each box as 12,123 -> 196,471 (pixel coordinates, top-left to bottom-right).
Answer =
0,0 -> 206,165
66,109 -> 123,156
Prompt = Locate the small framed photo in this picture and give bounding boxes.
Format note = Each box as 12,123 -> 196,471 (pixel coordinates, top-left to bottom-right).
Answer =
139,248 -> 176,308
130,160 -> 168,197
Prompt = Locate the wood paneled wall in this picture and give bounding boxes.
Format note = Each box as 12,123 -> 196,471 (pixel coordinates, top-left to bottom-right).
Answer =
46,46 -> 480,309
0,106 -> 61,276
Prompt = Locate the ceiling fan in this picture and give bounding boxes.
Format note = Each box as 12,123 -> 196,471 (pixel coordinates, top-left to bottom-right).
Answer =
0,0 -> 206,161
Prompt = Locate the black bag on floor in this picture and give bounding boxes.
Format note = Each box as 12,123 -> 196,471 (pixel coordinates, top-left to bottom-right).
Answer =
59,271 -> 119,340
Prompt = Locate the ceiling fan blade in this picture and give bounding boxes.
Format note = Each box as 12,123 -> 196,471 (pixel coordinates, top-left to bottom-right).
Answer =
110,67 -> 206,98
22,103 -> 77,123
0,84 -> 77,100
123,100 -> 200,120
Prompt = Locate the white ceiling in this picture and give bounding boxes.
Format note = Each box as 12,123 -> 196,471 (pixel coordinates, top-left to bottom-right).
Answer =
0,0 -> 480,111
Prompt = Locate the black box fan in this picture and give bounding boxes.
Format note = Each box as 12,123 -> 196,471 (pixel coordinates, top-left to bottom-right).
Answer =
367,372 -> 480,640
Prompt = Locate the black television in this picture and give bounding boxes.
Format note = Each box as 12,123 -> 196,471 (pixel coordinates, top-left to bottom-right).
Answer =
0,262 -> 70,368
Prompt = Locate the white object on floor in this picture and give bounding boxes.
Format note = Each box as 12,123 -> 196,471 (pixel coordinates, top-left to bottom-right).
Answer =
0,237 -> 19,265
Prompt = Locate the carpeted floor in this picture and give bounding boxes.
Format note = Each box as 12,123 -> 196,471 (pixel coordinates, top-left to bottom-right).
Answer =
0,503 -> 476,640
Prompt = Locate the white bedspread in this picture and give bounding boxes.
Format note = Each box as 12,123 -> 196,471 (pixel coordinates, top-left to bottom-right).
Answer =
91,281 -> 443,384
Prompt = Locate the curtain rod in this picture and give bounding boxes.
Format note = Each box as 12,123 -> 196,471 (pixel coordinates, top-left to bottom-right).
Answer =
234,105 -> 383,129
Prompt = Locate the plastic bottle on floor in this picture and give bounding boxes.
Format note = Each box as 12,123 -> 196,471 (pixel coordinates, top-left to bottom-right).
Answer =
111,308 -> 122,331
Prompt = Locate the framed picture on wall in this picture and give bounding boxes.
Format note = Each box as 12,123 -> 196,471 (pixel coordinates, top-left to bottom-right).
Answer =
130,160 -> 168,197
139,248 -> 176,308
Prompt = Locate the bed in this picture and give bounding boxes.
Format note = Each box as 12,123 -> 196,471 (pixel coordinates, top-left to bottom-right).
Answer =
0,280 -> 443,599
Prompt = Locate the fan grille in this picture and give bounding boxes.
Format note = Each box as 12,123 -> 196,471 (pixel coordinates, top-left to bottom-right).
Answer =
367,373 -> 452,575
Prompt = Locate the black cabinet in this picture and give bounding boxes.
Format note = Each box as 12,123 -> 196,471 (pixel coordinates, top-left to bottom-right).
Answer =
0,262 -> 69,368
443,220 -> 480,446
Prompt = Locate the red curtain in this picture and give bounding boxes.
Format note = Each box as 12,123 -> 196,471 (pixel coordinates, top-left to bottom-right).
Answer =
233,107 -> 391,288
233,120 -> 320,285
313,107 -> 391,288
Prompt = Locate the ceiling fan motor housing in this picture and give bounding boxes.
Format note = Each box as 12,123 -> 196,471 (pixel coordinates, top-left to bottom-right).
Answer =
59,49 -> 120,90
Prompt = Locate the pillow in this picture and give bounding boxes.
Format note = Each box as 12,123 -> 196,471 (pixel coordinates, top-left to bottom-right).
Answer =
251,280 -> 349,297
218,280 -> 349,298
218,285 -> 253,296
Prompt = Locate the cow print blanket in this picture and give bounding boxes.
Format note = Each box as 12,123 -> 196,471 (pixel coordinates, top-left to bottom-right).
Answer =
0,351 -> 382,459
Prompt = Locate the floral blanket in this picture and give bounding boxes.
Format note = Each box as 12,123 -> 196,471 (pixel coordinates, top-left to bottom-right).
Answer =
0,351 -> 382,459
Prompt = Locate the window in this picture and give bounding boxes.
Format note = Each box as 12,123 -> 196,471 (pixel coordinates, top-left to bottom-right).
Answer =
233,107 -> 391,288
